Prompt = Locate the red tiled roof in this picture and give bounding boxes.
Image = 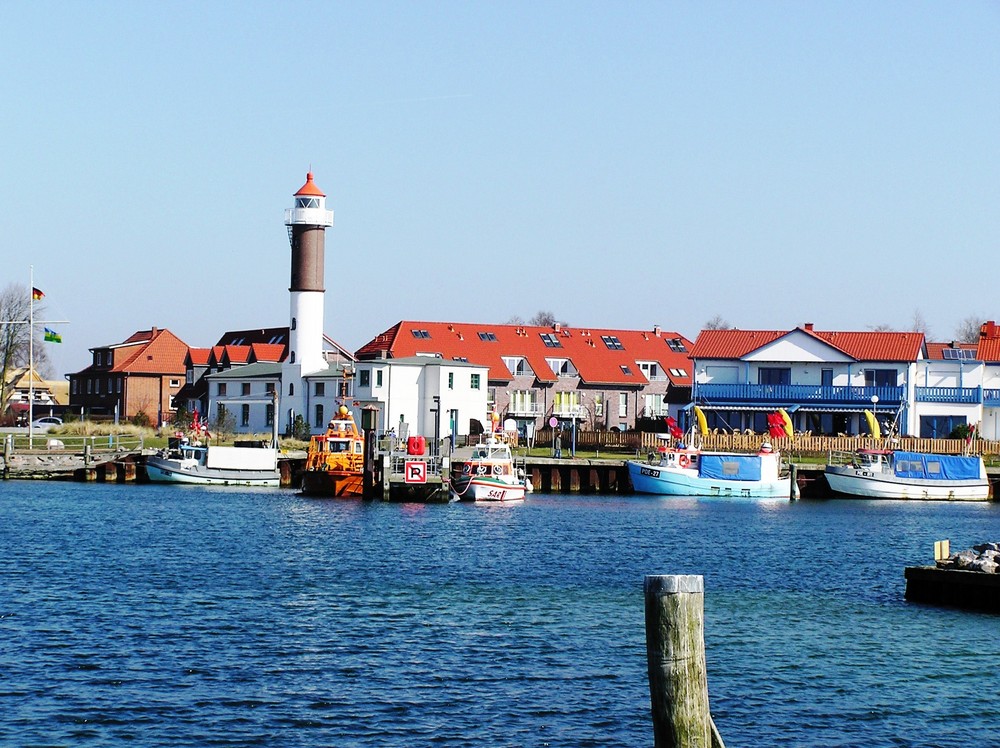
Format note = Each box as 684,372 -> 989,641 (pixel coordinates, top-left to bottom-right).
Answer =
109,328 -> 189,374
220,346 -> 251,365
355,320 -> 694,386
186,348 -> 211,366
249,343 -> 286,362
691,326 -> 925,362
926,342 -> 978,361
977,321 -> 1000,362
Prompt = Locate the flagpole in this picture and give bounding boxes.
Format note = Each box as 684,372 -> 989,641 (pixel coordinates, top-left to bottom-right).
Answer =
28,265 -> 35,448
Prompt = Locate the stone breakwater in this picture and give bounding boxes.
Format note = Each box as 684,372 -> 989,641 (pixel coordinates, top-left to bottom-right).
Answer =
937,543 -> 1000,573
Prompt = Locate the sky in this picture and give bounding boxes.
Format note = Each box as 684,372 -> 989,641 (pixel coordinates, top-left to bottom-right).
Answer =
3,1 -> 999,377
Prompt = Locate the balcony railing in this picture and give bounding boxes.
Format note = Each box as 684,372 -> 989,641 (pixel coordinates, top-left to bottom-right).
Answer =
507,403 -> 544,416
914,386 -> 981,404
984,389 -> 1000,407
695,383 -> 905,405
552,405 -> 586,417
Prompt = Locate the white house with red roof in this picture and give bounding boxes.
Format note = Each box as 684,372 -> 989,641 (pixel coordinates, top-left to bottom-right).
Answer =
690,321 -> 1000,439
690,323 -> 926,436
355,320 -> 694,437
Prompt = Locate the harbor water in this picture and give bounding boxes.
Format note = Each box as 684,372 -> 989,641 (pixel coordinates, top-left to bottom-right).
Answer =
2,482 -> 998,747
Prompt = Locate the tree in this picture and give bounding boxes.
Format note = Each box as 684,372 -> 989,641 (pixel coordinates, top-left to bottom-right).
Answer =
0,283 -> 51,415
703,315 -> 732,330
504,311 -> 569,327
954,316 -> 984,344
910,309 -> 931,339
867,323 -> 896,332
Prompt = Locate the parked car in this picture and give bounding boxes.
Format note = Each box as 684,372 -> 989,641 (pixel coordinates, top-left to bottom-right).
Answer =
31,416 -> 63,431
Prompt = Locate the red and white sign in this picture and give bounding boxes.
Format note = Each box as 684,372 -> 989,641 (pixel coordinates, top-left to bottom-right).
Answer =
405,460 -> 427,484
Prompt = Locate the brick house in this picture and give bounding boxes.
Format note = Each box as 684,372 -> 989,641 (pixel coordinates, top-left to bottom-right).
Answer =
67,327 -> 189,424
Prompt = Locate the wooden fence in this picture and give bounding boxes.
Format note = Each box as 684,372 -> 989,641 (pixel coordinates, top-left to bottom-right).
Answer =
525,429 -> 1000,458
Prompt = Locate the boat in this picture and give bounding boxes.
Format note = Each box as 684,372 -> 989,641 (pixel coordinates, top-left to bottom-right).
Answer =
452,433 -> 530,503
628,443 -> 792,498
627,407 -> 792,498
824,449 -> 990,500
300,405 -> 365,497
145,442 -> 280,486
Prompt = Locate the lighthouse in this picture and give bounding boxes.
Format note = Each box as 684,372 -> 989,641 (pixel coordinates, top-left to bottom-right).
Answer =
282,171 -> 334,431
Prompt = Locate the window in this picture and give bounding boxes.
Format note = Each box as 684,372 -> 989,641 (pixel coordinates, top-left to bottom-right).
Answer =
639,362 -> 659,379
290,351 -> 295,363
117,378 -> 122,394
539,333 -> 562,348
265,382 -> 275,394
503,357 -> 530,376
864,369 -> 896,388
186,370 -> 193,384
359,370 -> 371,387
644,393 -> 668,416
315,404 -> 324,428
289,383 -> 294,396
241,404 -> 250,427
618,392 -> 627,417
758,368 -> 791,386
291,317 -> 296,330
669,368 -> 687,377
315,382 -> 325,397
821,369 -> 833,388
471,373 -> 481,390
86,379 -> 92,394
448,372 -> 454,390
546,358 -> 576,377
170,379 -> 180,388
594,393 -> 604,416
265,404 -> 274,426
375,370 -> 383,387
296,196 -> 320,209
411,329 -> 431,339
452,356 -> 468,363
478,331 -> 498,342
339,381 -> 349,397
71,380 -> 77,395
602,335 -> 624,350
242,383 -> 251,396
620,365 -> 632,376
666,338 -> 687,353
218,383 -> 227,397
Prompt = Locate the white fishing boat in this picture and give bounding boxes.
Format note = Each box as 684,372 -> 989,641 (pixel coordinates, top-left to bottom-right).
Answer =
628,443 -> 791,498
452,434 -> 530,503
824,449 -> 990,500
145,443 -> 280,486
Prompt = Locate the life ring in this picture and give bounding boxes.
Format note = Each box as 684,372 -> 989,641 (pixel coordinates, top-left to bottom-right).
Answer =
678,454 -> 690,468
477,464 -> 487,475
492,464 -> 503,476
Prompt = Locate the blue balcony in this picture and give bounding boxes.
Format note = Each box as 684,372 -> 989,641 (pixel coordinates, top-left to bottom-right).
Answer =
984,389 -> 1000,407
695,383 -> 905,407
914,387 -> 981,404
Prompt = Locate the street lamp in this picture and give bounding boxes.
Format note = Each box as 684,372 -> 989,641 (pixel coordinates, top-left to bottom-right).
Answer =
871,395 -> 879,435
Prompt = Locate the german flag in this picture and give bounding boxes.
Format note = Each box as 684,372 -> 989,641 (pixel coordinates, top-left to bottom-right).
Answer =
32,287 -> 44,300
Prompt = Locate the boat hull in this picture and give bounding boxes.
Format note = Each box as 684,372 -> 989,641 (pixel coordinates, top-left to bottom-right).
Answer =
452,475 -> 526,503
824,466 -> 990,500
145,457 -> 279,487
627,461 -> 791,498
300,470 -> 364,498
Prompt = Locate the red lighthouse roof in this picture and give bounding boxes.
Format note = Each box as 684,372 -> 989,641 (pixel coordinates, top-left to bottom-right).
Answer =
294,171 -> 326,197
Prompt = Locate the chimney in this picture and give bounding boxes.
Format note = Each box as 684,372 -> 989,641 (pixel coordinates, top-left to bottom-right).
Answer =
151,326 -> 158,336
554,323 -> 562,333
804,323 -> 814,331
653,325 -> 661,337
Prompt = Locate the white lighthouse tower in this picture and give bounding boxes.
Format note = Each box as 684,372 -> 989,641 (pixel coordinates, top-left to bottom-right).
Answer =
282,171 -> 334,433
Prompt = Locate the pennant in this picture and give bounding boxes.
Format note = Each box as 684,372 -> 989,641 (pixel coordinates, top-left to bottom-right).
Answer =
32,287 -> 44,300
44,327 -> 62,343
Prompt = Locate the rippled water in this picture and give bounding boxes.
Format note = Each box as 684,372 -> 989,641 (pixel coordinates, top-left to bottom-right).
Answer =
1,482 -> 998,747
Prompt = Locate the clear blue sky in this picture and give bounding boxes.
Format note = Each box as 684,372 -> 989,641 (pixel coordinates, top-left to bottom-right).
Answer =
3,1 -> 998,376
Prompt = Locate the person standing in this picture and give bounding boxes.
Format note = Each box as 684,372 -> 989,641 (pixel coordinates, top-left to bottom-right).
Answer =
554,430 -> 562,459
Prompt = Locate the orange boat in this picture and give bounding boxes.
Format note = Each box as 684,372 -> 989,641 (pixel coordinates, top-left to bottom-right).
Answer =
300,405 -> 365,497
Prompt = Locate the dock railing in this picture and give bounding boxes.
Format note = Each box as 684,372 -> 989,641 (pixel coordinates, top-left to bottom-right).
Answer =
5,433 -> 144,454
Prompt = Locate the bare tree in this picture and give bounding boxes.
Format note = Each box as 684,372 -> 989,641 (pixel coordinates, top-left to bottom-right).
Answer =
505,311 -> 569,327
0,283 -> 51,414
954,315 -> 984,343
910,309 -> 931,338
867,323 -> 896,332
703,315 -> 732,330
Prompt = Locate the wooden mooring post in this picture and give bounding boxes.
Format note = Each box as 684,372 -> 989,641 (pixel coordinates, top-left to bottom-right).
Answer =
644,574 -> 726,748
